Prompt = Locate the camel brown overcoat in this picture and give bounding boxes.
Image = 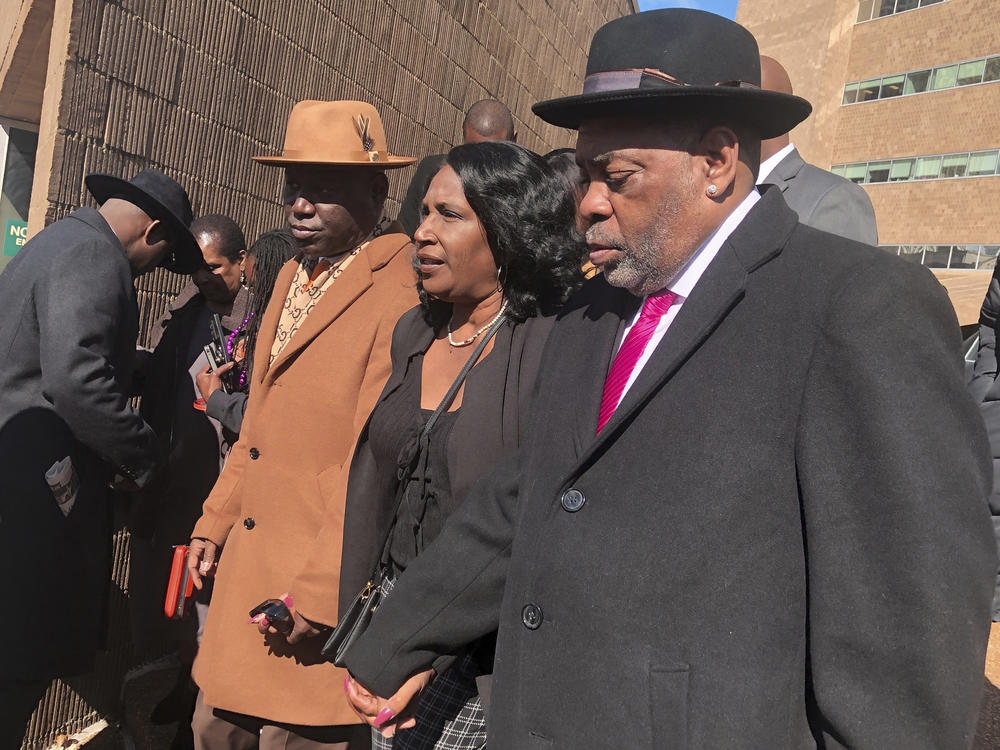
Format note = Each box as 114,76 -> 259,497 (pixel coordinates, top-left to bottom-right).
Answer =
191,228 -> 418,726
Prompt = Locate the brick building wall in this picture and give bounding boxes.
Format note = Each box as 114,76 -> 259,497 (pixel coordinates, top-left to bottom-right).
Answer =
26,0 -> 632,347
737,0 -> 1000,252
736,0 -> 859,169
8,0 -> 635,746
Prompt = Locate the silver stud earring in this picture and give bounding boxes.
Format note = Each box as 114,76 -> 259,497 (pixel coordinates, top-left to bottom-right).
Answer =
707,184 -> 718,197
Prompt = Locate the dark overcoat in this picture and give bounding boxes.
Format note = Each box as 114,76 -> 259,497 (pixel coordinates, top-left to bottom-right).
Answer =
967,261 -> 1000,619
345,189 -> 995,749
0,207 -> 158,681
337,306 -> 555,611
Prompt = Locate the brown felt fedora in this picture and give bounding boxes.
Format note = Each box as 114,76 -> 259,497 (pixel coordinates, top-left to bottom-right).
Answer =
253,100 -> 416,169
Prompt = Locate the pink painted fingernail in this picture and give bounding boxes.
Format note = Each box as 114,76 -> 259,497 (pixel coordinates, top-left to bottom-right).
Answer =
344,676 -> 350,693
282,595 -> 293,607
374,707 -> 395,727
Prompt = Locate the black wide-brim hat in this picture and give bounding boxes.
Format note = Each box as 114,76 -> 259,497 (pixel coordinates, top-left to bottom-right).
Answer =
532,9 -> 811,138
85,168 -> 201,274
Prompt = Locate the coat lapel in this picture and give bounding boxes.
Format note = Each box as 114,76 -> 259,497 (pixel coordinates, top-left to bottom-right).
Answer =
763,147 -> 806,194
264,254 -> 374,383
574,189 -> 797,466
569,279 -> 640,451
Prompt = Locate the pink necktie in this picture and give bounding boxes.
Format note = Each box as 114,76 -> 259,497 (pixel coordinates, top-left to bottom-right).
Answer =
597,290 -> 677,433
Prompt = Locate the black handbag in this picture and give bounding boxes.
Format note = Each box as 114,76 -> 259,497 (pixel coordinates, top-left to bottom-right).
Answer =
322,314 -> 505,667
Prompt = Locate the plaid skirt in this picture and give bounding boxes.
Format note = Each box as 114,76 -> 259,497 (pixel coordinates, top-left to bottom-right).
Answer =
371,576 -> 488,750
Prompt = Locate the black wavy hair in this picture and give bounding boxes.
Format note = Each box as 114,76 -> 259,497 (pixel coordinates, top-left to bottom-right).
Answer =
418,141 -> 584,326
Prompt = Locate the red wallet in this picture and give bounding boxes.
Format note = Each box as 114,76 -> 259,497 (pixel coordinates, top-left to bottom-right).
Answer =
164,545 -> 195,619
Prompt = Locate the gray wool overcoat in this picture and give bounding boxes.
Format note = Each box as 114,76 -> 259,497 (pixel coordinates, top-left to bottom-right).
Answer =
0,207 -> 158,681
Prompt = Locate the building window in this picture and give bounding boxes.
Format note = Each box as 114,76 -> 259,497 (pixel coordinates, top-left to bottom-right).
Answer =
866,160 -> 891,183
957,59 -> 986,86
832,149 -> 1000,185
889,159 -> 914,181
844,54 -> 1000,104
914,155 -> 942,180
939,153 -> 969,178
857,0 -> 948,22
969,150 -> 1000,176
985,57 -> 1000,83
858,78 -> 881,101
881,244 -> 1000,270
879,74 -> 905,98
903,69 -> 932,94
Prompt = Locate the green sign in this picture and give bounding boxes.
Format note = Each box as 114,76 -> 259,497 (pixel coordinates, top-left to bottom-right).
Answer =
4,220 -> 27,257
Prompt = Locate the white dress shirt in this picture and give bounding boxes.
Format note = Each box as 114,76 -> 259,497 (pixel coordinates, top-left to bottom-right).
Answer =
756,142 -> 795,184
611,189 -> 761,409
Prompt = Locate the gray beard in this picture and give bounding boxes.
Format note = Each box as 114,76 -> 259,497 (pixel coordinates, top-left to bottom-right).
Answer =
603,250 -> 673,297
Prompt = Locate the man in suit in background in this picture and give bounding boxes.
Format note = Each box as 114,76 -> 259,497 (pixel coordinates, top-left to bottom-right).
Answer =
397,99 -> 517,235
0,169 -> 201,748
343,10 -> 993,749
757,55 -> 878,245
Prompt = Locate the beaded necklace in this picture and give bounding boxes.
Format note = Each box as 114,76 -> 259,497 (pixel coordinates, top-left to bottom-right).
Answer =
447,299 -> 508,347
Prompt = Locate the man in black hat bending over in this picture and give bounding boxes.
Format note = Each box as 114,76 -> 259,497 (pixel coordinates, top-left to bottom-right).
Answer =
342,9 -> 994,749
0,168 -> 201,747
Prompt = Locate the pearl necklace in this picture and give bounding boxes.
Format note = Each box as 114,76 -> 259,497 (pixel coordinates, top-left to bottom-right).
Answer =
447,300 -> 508,347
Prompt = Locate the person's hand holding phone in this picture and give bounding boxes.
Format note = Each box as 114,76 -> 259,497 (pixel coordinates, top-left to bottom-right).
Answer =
196,361 -> 236,401
251,593 -> 322,644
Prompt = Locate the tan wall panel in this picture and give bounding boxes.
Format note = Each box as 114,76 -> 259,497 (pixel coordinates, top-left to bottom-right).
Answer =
737,0 -> 860,169
846,0 -> 999,81
832,82 -> 1000,164
866,176 -> 1000,244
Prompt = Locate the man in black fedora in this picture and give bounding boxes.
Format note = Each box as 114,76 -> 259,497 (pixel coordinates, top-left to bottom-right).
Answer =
0,168 -> 200,747
341,9 -> 995,749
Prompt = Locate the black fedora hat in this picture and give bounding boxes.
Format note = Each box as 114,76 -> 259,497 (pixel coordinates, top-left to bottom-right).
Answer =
532,9 -> 811,138
85,168 -> 201,274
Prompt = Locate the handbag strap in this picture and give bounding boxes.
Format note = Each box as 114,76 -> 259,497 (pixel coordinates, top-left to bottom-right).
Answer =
374,313 -> 507,567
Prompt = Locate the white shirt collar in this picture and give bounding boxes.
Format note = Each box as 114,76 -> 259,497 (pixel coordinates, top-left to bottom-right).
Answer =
666,188 -> 761,301
756,142 -> 796,184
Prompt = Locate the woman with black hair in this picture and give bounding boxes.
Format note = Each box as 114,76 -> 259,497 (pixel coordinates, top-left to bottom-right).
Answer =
195,228 -> 298,435
321,141 -> 583,749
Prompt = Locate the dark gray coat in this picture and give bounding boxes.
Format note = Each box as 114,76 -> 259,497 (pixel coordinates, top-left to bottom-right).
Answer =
344,189 -> 994,749
967,262 -> 1000,619
761,147 -> 878,246
0,207 -> 158,681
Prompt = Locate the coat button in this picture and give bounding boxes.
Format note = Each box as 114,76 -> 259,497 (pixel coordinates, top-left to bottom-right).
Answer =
243,517 -> 255,530
249,447 -> 260,460
521,603 -> 543,630
560,488 -> 585,512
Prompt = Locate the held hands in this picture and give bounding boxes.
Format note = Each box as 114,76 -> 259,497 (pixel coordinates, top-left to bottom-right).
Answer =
252,593 -> 321,645
186,538 -> 219,590
345,670 -> 434,737
195,361 -> 235,401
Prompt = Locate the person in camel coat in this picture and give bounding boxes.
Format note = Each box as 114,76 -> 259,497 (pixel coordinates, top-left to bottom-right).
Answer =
186,100 -> 418,749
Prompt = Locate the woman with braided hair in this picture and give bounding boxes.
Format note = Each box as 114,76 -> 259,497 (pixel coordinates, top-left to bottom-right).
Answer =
195,228 -> 298,436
